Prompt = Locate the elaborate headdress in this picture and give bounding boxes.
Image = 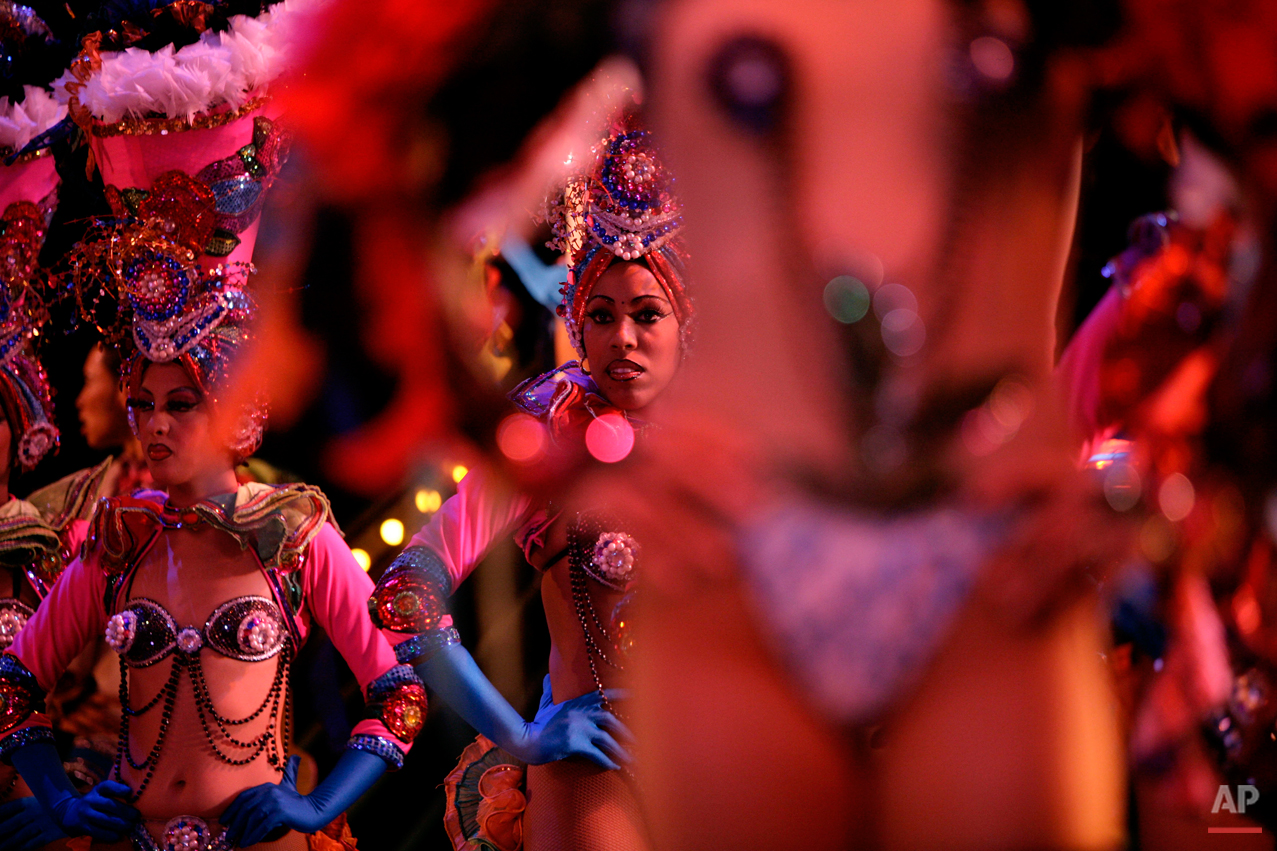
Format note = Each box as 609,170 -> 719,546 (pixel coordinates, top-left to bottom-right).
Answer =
547,112 -> 691,356
62,1 -> 305,459
0,3 -> 71,473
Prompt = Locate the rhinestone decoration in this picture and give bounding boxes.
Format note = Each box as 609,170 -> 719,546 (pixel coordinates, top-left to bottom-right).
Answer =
370,570 -> 448,633
382,683 -> 428,742
239,614 -> 279,655
610,591 -> 637,660
0,601 -> 31,650
161,815 -> 222,851
112,599 -> 179,667
591,532 -> 638,586
0,680 -> 30,732
0,189 -> 60,473
176,626 -> 203,654
104,609 -> 139,654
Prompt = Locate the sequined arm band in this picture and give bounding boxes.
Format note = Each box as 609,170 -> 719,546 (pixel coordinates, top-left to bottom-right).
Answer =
368,546 -> 454,634
0,725 -> 54,762
394,627 -> 461,666
0,654 -> 46,739
365,665 -> 428,744
347,734 -> 406,771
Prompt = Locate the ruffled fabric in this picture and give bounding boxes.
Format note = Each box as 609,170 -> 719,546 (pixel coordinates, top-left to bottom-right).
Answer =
58,0 -> 324,123
307,814 -> 359,851
444,735 -> 527,851
0,86 -> 66,152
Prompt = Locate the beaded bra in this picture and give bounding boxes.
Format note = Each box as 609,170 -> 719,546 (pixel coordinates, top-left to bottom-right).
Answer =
106,596 -> 287,667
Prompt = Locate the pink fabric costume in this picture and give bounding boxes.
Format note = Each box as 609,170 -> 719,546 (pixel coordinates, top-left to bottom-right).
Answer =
0,483 -> 421,779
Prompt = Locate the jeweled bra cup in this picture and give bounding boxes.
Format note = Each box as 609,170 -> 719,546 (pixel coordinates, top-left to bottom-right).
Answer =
106,595 -> 287,666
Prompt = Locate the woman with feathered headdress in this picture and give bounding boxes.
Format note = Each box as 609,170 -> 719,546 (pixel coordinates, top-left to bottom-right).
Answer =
0,5 -> 426,850
368,110 -> 689,851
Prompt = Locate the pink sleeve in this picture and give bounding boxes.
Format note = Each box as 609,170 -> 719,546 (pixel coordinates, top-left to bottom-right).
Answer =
2,554 -> 107,742
12,554 -> 106,693
302,522 -> 412,752
1056,286 -> 1124,445
60,519 -> 90,563
406,467 -> 536,591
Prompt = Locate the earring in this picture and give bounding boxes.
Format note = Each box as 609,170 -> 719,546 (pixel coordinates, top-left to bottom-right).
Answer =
580,357 -> 591,375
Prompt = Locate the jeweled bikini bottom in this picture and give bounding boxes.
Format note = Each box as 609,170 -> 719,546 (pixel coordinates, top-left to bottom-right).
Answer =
132,816 -> 230,851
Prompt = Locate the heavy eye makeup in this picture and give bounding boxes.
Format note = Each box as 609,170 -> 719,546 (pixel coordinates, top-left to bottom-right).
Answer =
587,296 -> 670,326
127,391 -> 202,414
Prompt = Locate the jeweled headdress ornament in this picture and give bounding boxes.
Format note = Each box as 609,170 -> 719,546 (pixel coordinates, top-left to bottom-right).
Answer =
547,111 -> 691,356
61,0 -> 307,459
0,2 -> 72,472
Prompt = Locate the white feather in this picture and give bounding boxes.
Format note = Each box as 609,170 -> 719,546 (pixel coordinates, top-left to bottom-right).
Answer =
0,86 -> 68,151
66,0 -> 326,123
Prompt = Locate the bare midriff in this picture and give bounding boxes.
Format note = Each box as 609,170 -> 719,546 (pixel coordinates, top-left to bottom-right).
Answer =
528,515 -> 630,705
119,526 -> 308,851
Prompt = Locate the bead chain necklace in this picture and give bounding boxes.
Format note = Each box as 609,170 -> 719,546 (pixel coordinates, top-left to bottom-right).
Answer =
567,515 -> 626,718
115,638 -> 290,803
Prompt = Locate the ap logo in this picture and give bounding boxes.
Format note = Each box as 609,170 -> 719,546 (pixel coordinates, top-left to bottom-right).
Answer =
1213,785 -> 1260,814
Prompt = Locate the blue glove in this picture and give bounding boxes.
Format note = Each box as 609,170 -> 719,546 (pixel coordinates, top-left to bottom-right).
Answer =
417,642 -> 632,768
10,739 -> 138,840
523,674 -> 633,769
0,796 -> 69,851
221,751 -> 386,848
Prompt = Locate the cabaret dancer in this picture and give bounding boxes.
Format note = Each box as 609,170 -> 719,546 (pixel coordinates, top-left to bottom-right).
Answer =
0,164 -> 74,851
369,115 -> 687,851
0,4 -> 426,850
0,8 -> 110,847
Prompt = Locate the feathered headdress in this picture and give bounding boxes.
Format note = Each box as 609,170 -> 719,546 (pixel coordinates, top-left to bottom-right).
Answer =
546,111 -> 691,356
61,0 -> 307,459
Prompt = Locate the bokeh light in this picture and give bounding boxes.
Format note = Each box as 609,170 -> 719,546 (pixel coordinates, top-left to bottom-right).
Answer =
451,464 -> 469,483
380,518 -> 405,546
872,283 -> 918,319
1103,463 -> 1142,512
823,276 -> 871,324
585,413 -> 635,463
497,413 -> 548,463
351,548 -> 372,572
414,489 -> 442,514
1158,473 -> 1195,522
969,36 -> 1014,81
880,308 -> 926,357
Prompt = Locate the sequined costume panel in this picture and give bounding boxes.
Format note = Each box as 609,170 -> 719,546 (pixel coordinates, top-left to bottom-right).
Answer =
0,496 -> 66,598
738,498 -> 1012,725
1,554 -> 107,746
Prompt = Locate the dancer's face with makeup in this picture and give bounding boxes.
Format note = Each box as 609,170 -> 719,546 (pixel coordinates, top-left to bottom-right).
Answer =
581,261 -> 683,414
129,362 -> 234,494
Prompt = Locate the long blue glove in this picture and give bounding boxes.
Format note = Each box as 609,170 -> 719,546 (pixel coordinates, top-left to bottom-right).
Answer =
0,796 -> 69,851
220,751 -> 385,848
417,643 -> 632,768
9,739 -> 138,841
